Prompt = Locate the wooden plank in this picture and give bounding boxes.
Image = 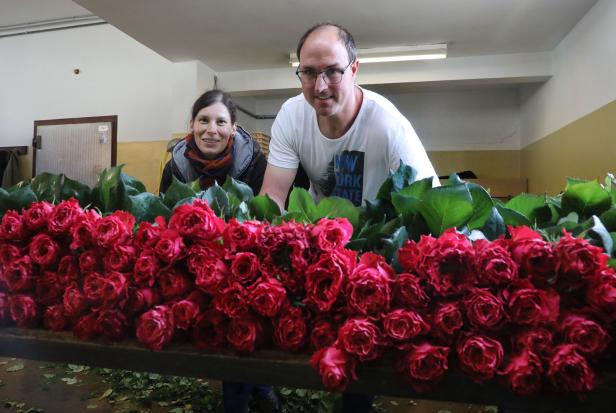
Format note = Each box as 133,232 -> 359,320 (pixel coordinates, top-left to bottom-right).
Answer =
0,327 -> 614,412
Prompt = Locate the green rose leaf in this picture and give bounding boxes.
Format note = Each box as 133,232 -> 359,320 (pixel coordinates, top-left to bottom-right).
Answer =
418,184 -> 473,236
30,173 -> 62,203
562,180 -> 612,218
446,173 -> 464,186
391,193 -> 420,216
188,178 -> 202,193
376,161 -> 418,201
315,196 -> 359,228
496,204 -> 531,227
280,211 -> 312,224
162,177 -> 197,209
399,176 -> 434,198
93,166 -> 123,212
467,182 -> 494,230
480,207 -> 506,240
288,187 -> 318,222
381,226 -> 409,264
579,216 -> 613,255
249,194 -> 281,221
600,206 -> 616,232
120,172 -> 146,194
3,185 -> 38,213
60,176 -> 92,206
222,176 -> 254,203
231,201 -> 251,222
505,193 -> 549,223
129,193 -> 172,223
202,184 -> 230,217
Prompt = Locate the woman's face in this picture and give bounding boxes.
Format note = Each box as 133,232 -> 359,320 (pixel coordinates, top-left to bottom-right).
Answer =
190,102 -> 237,159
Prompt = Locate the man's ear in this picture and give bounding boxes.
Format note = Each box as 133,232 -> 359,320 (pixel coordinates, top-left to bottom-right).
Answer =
350,59 -> 360,77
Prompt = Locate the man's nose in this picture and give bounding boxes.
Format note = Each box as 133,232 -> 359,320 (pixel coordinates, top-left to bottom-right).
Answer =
313,73 -> 328,93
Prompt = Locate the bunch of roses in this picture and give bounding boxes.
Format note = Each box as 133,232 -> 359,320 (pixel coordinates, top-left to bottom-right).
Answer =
393,226 -> 614,396
1,199 -> 615,398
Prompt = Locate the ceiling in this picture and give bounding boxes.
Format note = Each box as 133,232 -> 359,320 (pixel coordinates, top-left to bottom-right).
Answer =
3,0 -> 599,72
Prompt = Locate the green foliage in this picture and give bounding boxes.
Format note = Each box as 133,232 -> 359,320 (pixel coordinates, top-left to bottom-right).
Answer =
376,161 -> 418,202
223,176 -> 255,204
249,194 -> 281,221
129,193 -> 172,223
562,179 -> 612,218
162,177 -> 197,209
315,196 -> 360,228
288,187 -> 318,221
418,184 -> 474,236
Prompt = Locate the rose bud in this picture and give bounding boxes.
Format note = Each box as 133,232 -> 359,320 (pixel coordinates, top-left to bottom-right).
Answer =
223,219 -> 263,251
273,306 -> 307,352
249,277 -> 287,317
28,233 -> 61,268
346,252 -> 394,317
0,210 -> 26,241
226,312 -> 262,353
383,309 -> 430,344
457,334 -> 504,382
305,250 -> 351,312
22,201 -> 54,231
337,317 -> 381,361
397,342 -> 450,393
311,217 -> 353,251
508,225 -> 556,287
136,305 -> 175,351
230,252 -> 261,286
555,231 -> 608,289
168,199 -> 225,241
474,239 -> 518,287
463,288 -> 505,331
93,210 -> 134,248
394,273 -> 430,308
154,229 -> 185,264
309,346 -> 357,392
48,198 -> 84,235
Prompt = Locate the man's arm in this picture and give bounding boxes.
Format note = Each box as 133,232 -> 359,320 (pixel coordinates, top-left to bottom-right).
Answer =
259,163 -> 298,211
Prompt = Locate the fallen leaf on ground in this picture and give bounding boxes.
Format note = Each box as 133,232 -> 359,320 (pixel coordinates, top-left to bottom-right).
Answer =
6,363 -> 24,372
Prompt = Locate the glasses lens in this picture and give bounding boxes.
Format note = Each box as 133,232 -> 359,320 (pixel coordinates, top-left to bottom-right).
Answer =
325,69 -> 342,84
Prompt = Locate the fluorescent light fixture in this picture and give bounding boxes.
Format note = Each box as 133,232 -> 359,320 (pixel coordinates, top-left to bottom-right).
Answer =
290,43 -> 447,67
0,15 -> 106,38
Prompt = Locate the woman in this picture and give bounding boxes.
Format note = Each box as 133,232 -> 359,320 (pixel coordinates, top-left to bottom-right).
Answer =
160,90 -> 278,413
160,89 -> 266,195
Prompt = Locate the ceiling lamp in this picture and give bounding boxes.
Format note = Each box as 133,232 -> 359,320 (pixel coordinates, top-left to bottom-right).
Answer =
289,43 -> 447,67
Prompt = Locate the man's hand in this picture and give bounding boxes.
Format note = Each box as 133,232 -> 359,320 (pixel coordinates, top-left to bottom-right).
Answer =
259,164 -> 298,211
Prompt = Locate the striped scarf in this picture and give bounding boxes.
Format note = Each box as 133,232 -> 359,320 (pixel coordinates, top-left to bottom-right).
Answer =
183,132 -> 235,189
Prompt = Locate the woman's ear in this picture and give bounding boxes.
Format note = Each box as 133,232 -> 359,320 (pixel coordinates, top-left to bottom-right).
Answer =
232,123 -> 237,134
189,119 -> 194,133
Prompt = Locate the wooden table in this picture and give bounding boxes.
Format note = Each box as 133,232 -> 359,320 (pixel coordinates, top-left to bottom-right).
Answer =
0,327 -> 614,413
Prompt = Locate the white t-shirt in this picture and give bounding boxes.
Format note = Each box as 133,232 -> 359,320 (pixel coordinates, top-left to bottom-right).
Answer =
268,88 -> 438,205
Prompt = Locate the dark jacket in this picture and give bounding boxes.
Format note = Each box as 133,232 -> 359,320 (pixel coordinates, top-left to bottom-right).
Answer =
159,127 -> 267,195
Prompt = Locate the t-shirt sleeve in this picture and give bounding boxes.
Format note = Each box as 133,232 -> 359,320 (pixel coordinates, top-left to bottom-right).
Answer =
390,122 -> 440,187
268,104 -> 300,169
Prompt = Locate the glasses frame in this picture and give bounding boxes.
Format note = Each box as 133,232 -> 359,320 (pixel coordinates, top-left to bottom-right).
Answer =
295,59 -> 355,85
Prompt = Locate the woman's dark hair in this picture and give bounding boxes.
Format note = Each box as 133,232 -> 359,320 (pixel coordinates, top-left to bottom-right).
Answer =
191,89 -> 237,123
296,22 -> 357,64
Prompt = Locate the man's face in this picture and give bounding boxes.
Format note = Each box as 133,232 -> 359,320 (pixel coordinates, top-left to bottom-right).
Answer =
298,27 -> 358,118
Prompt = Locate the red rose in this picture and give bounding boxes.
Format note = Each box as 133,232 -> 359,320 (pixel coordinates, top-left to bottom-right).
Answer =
97,309 -> 129,342
101,271 -> 129,306
417,229 -> 477,296
134,217 -> 165,250
172,297 -> 202,330
0,291 -> 9,324
383,309 -> 430,344
79,250 -> 102,273
192,309 -> 228,349
48,198 -> 84,235
0,242 -> 22,267
8,294 -> 39,327
432,302 -> 464,339
463,288 -> 505,331
186,243 -> 225,274
394,273 -> 430,308
457,334 -> 504,382
103,244 -> 136,272
273,306 -> 307,351
504,280 -> 560,327
28,234 -> 61,268
346,252 -> 394,317
136,305 -> 175,351
586,268 -> 616,319
195,258 -> 229,295
69,209 -> 100,250
555,231 -> 608,288
0,210 -> 26,241
73,312 -> 99,340
22,201 -> 54,231
168,199 -> 225,241
310,346 -> 357,392
305,249 -> 355,312
43,304 -> 68,331
249,277 -> 287,317
94,211 -> 134,248
514,328 -> 554,357
398,238 -> 424,274
560,313 -> 610,357
230,252 -> 261,286
4,256 -> 33,292
35,271 -> 64,306
63,284 -> 90,317
125,287 -> 159,314
133,251 -> 160,287
337,317 -> 381,361
158,268 -> 193,301
311,218 -> 353,251
310,319 -> 338,351
226,312 -> 262,353
474,239 -> 518,287
214,282 -> 248,318
223,219 -> 263,252
397,342 -> 450,392
500,349 -> 544,396
508,226 -> 556,287
154,229 -> 185,264
57,256 -> 80,284
546,344 -> 595,393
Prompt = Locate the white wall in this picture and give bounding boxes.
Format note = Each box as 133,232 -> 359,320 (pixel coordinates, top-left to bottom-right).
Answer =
519,0 -> 616,146
242,88 -> 521,151
0,24 -> 216,145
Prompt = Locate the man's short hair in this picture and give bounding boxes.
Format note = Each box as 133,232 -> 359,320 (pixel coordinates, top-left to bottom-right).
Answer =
296,22 -> 357,65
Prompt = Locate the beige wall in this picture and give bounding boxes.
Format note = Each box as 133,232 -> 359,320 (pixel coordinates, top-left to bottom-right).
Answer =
428,150 -> 520,179
117,140 -> 172,193
521,99 -> 616,195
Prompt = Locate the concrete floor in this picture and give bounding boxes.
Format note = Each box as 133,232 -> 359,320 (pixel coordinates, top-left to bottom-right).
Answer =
0,358 -> 495,413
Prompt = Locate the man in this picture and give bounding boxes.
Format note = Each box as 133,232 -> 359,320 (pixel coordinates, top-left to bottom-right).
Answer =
260,22 -> 438,413
260,22 -> 437,209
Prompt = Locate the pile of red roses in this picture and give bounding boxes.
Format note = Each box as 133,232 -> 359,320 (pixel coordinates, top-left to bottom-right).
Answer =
0,199 -> 615,397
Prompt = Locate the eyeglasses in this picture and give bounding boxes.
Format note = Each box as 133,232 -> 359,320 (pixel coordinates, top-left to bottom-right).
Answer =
295,60 -> 354,85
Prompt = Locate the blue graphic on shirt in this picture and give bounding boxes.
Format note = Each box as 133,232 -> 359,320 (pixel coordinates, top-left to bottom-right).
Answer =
331,150 -> 364,206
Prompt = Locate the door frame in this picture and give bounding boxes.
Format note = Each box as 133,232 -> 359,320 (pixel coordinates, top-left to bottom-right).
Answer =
32,115 -> 118,177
